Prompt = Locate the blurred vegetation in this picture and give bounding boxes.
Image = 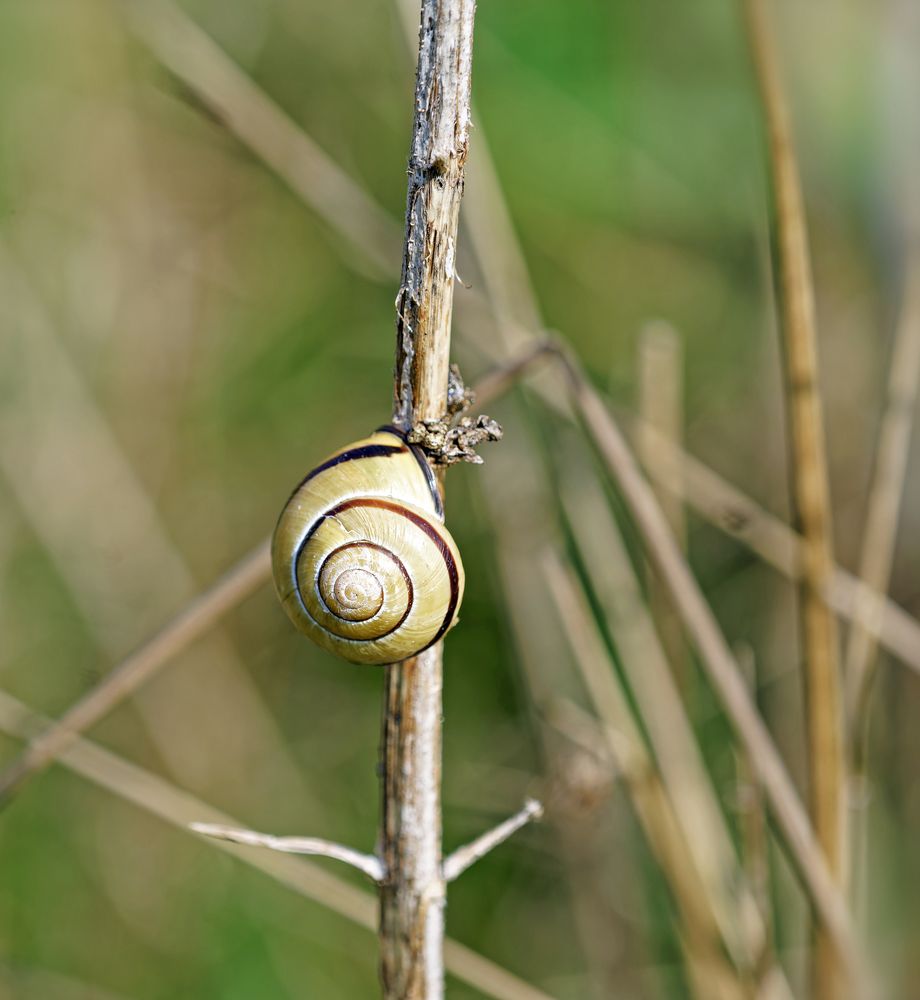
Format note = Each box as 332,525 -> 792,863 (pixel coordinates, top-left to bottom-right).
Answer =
0,1 -> 917,998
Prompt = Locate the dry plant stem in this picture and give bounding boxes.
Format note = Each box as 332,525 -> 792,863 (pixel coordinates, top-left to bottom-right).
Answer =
191,797 -> 540,887
744,4 -> 844,993
443,800 -> 542,882
190,823 -> 386,882
393,0 -> 543,342
637,322 -> 688,691
0,690 -> 553,1000
0,540 -> 270,807
480,423 -> 636,997
391,0 -> 476,431
846,254 -> 920,755
559,454 -> 776,987
543,553 -> 748,1000
382,3 -> 476,997
380,651 -> 446,999
733,646 -> 774,982
632,418 -> 920,677
474,329 -> 920,680
563,355 -> 869,995
846,252 -> 920,925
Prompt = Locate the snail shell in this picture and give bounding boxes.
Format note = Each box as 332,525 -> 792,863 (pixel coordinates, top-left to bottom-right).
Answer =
272,426 -> 465,664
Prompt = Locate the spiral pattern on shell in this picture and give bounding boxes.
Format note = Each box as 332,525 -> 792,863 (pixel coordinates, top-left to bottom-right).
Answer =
271,427 -> 464,664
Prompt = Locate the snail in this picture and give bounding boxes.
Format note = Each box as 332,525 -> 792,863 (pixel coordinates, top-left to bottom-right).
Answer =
271,426 -> 465,664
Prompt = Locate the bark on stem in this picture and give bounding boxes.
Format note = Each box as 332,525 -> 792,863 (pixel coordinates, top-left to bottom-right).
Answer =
381,3 -> 476,998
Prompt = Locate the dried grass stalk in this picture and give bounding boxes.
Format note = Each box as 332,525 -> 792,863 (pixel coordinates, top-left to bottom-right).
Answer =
742,14 -> 845,998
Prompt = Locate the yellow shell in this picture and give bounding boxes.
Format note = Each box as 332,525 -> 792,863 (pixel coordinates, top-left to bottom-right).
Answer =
272,427 -> 465,664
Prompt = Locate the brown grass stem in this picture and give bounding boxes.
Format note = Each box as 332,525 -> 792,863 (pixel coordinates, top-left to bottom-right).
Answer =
743,2 -> 844,991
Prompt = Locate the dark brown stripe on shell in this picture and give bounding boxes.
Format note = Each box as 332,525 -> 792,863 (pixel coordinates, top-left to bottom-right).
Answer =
376,424 -> 444,520
283,442 -> 406,507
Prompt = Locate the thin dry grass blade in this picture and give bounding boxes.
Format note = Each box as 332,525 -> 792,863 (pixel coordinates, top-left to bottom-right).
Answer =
846,256 -> 920,746
120,0 -> 400,278
559,446 -> 777,988
479,433 -> 640,997
0,688 -> 556,1000
630,417 -> 920,679
0,245 -> 310,812
562,356 -> 868,995
0,540 -> 270,806
846,0 -> 920,927
543,551 -> 748,1000
845,260 -> 920,928
465,322 -> 920,686
733,645 -> 774,977
637,322 -> 688,691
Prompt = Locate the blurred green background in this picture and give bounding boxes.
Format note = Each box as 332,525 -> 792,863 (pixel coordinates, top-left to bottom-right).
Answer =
0,0 -> 918,997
